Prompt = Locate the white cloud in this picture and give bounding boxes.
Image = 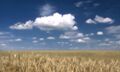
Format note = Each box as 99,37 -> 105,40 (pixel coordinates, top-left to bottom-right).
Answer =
0,31 -> 14,39
59,31 -> 91,43
86,15 -> 114,24
15,38 -> 22,42
99,43 -> 111,46
72,26 -> 78,30
32,37 -> 37,40
77,39 -> 86,43
93,3 -> 100,7
75,1 -> 83,7
106,25 -> 120,34
0,32 -> 10,35
84,0 -> 92,3
59,35 -> 70,39
0,43 -> 7,46
115,35 -> 120,39
97,31 -> 104,35
47,36 -> 55,40
10,13 -> 77,31
86,19 -> 96,24
90,33 -> 94,36
59,31 -> 84,39
83,37 -> 90,40
34,13 -> 76,31
74,1 -> 93,8
77,33 -> 84,37
40,4 -> 55,16
95,15 -> 114,24
39,38 -> 44,41
106,25 -> 120,39
71,36 -> 91,43
85,33 -> 94,36
32,40 -> 38,43
10,20 -> 33,30
57,42 -> 68,45
104,38 -> 110,42
116,40 -> 120,45
9,38 -> 23,42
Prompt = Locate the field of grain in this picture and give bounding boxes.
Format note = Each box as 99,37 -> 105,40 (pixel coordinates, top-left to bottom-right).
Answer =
0,51 -> 120,72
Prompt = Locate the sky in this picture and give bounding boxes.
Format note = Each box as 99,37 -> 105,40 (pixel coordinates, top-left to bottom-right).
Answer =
0,0 -> 120,50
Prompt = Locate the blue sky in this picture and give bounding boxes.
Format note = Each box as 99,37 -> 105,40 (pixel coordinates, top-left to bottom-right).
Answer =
0,0 -> 120,50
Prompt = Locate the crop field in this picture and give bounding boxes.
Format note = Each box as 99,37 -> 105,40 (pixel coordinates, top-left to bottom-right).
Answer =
0,50 -> 120,72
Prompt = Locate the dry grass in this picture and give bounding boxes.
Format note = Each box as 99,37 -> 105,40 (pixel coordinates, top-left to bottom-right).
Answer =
0,51 -> 120,72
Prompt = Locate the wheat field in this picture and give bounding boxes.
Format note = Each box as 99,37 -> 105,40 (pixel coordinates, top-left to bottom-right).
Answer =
0,51 -> 120,72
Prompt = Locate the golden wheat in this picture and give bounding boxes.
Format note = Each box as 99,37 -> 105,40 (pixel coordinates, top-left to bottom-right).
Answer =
0,51 -> 120,72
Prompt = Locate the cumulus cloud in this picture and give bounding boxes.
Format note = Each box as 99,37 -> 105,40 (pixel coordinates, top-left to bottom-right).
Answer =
98,39 -> 114,46
76,37 -> 90,43
9,38 -> 23,42
32,37 -> 37,40
74,1 -> 83,7
0,31 -> 14,39
59,31 -> 91,43
74,1 -> 92,8
86,15 -> 114,24
99,43 -> 111,46
95,15 -> 113,23
59,31 -> 84,39
106,25 -> 120,39
116,40 -> 120,45
0,32 -> 10,35
47,36 -> 55,40
32,40 -> 38,43
115,35 -> 120,39
10,20 -> 33,30
86,19 -> 96,24
93,3 -> 100,7
15,38 -> 22,42
76,39 -> 86,43
0,43 -> 7,46
0,32 -> 14,41
40,4 -> 55,16
72,26 -> 78,30
70,37 -> 90,43
85,33 -> 95,36
39,38 -> 44,41
10,13 -> 77,31
97,31 -> 104,35
83,37 -> 91,40
57,41 -> 68,45
34,13 -> 76,31
106,25 -> 120,34
59,35 -> 70,39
